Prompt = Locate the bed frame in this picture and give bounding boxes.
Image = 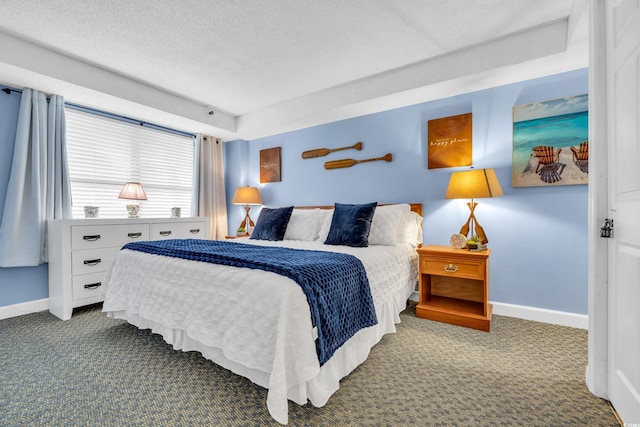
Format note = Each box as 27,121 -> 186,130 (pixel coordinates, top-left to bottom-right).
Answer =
297,203 -> 422,216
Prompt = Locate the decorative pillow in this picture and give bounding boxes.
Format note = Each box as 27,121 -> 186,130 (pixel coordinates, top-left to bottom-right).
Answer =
368,204 -> 411,246
324,202 -> 378,247
250,206 -> 294,241
284,208 -> 326,241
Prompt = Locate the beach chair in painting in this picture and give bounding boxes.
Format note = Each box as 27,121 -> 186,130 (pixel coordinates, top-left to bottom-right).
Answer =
570,141 -> 588,173
532,145 -> 562,173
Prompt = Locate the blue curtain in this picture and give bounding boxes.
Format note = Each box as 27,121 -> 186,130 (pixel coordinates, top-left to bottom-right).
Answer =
0,88 -> 72,267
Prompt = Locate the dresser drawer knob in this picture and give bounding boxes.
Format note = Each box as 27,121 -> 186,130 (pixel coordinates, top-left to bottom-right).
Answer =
83,235 -> 101,241
189,229 -> 200,234
159,231 -> 172,236
83,282 -> 102,289
128,232 -> 143,238
444,264 -> 458,273
83,259 -> 102,266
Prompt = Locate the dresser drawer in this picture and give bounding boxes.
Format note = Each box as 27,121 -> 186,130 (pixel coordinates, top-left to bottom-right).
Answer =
421,256 -> 484,280
150,222 -> 206,240
72,272 -> 107,301
71,247 -> 120,275
71,224 -> 149,250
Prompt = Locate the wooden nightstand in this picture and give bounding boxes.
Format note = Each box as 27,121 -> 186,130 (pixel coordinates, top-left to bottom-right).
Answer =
416,245 -> 492,331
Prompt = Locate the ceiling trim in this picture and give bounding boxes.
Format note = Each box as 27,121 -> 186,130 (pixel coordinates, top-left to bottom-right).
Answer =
0,8 -> 587,143
0,30 -> 237,138
237,18 -> 571,140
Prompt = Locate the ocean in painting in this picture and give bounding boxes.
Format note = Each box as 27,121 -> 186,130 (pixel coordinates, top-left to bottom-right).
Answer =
513,110 -> 588,175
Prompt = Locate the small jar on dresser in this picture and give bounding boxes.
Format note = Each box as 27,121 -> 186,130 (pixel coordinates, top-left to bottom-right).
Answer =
48,217 -> 209,320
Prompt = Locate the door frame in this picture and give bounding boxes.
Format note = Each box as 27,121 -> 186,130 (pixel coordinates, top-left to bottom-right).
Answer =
586,0 -> 609,400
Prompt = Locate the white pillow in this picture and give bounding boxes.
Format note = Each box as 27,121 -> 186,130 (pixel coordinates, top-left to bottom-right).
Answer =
317,209 -> 334,242
399,211 -> 423,247
368,204 -> 411,246
284,208 -> 327,241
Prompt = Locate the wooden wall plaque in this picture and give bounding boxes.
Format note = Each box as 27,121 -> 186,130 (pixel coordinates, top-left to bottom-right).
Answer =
427,113 -> 473,169
260,147 -> 281,183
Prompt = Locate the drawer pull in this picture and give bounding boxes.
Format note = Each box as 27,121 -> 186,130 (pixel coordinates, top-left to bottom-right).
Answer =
83,282 -> 102,290
444,264 -> 458,273
159,231 -> 172,236
83,259 -> 102,266
189,229 -> 200,234
83,235 -> 101,241
128,232 -> 143,238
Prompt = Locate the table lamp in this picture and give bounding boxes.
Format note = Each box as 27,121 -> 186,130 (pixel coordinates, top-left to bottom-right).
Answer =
118,182 -> 147,218
231,186 -> 262,234
445,168 -> 503,244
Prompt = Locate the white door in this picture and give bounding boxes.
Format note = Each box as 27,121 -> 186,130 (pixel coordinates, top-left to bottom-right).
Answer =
606,0 -> 640,422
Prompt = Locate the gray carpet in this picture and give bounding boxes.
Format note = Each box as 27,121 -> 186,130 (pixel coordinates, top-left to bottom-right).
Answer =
0,303 -> 619,426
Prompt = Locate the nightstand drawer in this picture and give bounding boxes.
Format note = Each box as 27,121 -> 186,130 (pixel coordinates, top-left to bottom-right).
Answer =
421,257 -> 484,280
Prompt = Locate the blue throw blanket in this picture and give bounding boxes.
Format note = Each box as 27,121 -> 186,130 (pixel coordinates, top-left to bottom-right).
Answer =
122,239 -> 378,365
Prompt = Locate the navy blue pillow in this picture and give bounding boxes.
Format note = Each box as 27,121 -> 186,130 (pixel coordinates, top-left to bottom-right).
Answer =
250,206 -> 294,241
324,202 -> 378,247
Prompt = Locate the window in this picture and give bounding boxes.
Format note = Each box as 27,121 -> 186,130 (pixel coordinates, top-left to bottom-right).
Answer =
65,107 -> 194,219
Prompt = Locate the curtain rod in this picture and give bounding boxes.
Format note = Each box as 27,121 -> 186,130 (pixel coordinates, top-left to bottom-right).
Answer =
2,86 -> 194,139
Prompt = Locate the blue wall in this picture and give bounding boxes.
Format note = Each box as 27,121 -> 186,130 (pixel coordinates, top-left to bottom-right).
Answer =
225,68 -> 589,314
0,69 -> 589,314
0,89 -> 49,306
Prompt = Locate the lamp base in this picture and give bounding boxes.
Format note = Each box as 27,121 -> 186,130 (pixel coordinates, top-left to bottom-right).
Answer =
126,204 -> 141,218
459,200 -> 488,244
237,205 -> 255,235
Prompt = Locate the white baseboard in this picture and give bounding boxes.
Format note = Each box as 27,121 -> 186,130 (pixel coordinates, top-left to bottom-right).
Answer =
408,292 -> 588,329
0,298 -> 49,320
492,302 -> 588,329
2,296 -> 589,330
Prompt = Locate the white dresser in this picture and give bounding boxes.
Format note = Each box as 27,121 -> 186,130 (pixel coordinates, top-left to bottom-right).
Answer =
48,217 -> 209,320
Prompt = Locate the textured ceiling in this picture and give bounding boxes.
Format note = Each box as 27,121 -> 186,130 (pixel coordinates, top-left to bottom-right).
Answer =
0,0 -> 588,140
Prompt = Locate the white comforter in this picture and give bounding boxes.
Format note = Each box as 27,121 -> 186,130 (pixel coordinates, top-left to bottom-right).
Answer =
102,239 -> 417,424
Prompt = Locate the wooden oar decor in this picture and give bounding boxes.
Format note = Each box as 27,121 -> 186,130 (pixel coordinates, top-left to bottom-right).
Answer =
324,153 -> 392,170
301,141 -> 362,159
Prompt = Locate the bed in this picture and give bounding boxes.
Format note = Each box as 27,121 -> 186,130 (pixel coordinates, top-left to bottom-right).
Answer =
102,202 -> 422,424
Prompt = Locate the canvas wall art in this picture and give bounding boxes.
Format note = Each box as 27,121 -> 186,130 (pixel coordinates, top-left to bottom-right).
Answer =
512,94 -> 588,187
260,147 -> 281,183
427,113 -> 472,169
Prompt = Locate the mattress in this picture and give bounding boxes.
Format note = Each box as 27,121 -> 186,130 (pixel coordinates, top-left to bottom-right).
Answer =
103,238 -> 418,424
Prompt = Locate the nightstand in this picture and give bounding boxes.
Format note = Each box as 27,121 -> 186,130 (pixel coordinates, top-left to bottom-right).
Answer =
416,245 -> 492,331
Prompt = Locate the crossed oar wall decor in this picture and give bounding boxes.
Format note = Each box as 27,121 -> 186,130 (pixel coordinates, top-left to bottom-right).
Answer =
301,141 -> 393,170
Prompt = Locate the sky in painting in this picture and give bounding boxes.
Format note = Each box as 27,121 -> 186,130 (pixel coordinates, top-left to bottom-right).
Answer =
513,94 -> 588,123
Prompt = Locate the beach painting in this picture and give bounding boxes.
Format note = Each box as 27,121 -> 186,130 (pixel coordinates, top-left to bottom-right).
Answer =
512,94 -> 588,187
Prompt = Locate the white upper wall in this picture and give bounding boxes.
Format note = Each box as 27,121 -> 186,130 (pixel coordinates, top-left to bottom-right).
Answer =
0,0 -> 588,141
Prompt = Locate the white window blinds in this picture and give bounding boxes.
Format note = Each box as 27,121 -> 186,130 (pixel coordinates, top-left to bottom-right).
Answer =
65,108 -> 194,219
